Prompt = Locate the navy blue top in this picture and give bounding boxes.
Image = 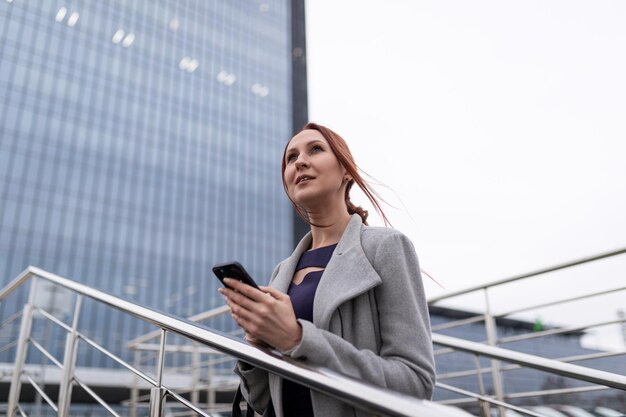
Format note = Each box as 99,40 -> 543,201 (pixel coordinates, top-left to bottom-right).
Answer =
287,243 -> 336,321
282,243 -> 337,417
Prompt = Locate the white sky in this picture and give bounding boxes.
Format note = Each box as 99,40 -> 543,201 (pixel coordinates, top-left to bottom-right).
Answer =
305,0 -> 626,350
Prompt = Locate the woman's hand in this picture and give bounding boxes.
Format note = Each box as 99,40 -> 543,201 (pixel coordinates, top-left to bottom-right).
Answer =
218,278 -> 302,352
243,333 -> 271,348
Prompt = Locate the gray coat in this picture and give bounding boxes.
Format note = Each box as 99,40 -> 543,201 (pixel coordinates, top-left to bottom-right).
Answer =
236,214 -> 436,417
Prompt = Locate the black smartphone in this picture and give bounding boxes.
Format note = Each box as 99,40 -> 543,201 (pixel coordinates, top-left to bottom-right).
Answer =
212,261 -> 260,290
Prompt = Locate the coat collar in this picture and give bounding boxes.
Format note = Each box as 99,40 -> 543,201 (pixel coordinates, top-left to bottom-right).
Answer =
272,214 -> 382,329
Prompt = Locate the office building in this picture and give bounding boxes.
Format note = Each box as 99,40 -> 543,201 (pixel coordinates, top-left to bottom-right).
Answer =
0,0 -> 307,366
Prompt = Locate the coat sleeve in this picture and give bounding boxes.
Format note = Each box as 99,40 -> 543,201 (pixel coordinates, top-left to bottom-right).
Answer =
286,231 -> 436,399
233,262 -> 282,413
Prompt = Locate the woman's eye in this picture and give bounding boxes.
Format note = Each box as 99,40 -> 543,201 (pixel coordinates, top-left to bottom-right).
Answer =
286,154 -> 297,163
311,145 -> 323,153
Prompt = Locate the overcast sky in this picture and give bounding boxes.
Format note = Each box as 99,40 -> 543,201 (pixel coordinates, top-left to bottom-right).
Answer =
305,0 -> 626,350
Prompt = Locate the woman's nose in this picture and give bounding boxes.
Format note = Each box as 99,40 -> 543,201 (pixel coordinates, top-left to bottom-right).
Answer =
295,156 -> 309,168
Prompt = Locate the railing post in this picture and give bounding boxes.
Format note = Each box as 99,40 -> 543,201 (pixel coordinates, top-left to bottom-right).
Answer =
473,354 -> 491,417
207,356 -> 215,413
7,278 -> 37,417
483,289 -> 506,417
191,342 -> 200,406
149,330 -> 167,417
129,350 -> 140,417
57,294 -> 83,417
155,329 -> 166,385
149,387 -> 167,417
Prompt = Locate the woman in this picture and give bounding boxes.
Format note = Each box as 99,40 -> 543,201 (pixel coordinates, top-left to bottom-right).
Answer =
219,123 -> 435,417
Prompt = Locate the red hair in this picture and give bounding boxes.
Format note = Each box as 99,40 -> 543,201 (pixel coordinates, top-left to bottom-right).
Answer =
281,122 -> 390,226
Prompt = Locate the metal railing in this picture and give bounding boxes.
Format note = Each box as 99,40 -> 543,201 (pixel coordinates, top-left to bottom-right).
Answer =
121,247 -> 626,417
428,247 -> 626,304
2,250 -> 624,417
427,247 -> 626,417
125,306 -> 242,415
0,266 -> 452,417
123,313 -> 626,417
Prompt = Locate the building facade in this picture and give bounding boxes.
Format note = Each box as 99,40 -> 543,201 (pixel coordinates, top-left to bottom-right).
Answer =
0,0 -> 306,367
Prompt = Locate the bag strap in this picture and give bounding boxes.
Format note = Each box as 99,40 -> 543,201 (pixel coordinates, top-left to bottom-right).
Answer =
232,385 -> 255,417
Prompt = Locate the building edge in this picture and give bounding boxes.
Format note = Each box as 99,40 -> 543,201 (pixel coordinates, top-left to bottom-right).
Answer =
291,0 -> 310,244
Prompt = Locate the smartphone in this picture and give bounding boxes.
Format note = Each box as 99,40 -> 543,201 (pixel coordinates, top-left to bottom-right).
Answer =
212,261 -> 260,290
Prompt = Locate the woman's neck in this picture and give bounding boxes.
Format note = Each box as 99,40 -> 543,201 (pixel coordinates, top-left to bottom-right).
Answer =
307,209 -> 351,249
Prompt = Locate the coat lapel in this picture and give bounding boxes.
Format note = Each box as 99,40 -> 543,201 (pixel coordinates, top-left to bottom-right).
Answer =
272,214 -> 383,330
313,215 -> 382,330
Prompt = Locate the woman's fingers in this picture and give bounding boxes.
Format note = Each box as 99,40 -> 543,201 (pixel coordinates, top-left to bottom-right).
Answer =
220,286 -> 266,339
223,278 -> 268,302
219,282 -> 299,350
224,294 -> 254,320
220,287 -> 257,311
260,286 -> 289,301
225,295 -> 259,326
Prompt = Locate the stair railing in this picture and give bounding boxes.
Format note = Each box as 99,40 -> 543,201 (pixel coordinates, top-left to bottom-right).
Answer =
428,247 -> 626,417
0,266 -> 453,417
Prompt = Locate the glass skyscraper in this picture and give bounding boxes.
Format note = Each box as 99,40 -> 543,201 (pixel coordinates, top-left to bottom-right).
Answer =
0,0 -> 306,366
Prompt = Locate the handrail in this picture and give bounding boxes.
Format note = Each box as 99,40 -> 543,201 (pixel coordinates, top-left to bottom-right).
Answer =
496,318 -> 624,345
5,267 -> 624,416
431,333 -> 626,390
0,266 -> 443,417
435,382 -> 548,417
26,375 -> 58,412
126,305 -> 231,347
428,247 -> 626,303
430,284 -> 626,329
424,246 -> 626,415
496,285 -> 626,318
436,349 -> 626,381
434,317 -> 625,349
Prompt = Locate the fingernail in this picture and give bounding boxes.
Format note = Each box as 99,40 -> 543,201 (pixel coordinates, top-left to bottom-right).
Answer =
223,278 -> 231,283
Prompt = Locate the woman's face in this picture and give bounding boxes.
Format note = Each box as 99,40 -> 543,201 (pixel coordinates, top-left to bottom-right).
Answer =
283,129 -> 349,210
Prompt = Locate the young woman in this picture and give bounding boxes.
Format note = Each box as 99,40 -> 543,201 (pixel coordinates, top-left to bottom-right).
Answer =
219,123 -> 435,417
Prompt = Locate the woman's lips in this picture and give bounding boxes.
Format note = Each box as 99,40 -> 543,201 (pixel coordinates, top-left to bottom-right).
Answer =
295,175 -> 315,185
